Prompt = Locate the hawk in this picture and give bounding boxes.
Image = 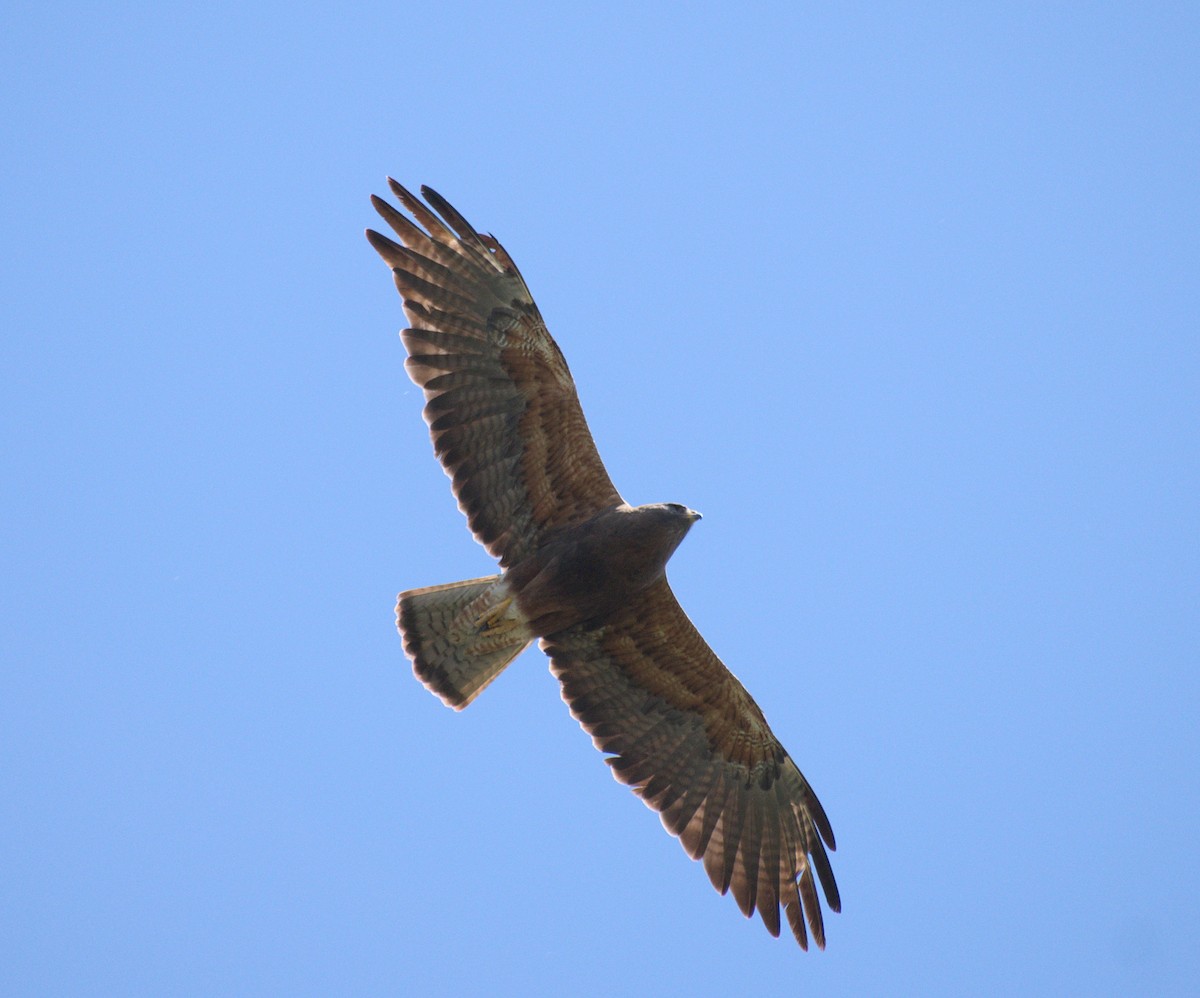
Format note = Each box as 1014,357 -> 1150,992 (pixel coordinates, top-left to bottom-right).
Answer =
366,182 -> 840,949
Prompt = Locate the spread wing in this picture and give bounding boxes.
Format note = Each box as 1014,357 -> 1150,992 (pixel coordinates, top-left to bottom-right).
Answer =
542,580 -> 840,949
366,180 -> 623,567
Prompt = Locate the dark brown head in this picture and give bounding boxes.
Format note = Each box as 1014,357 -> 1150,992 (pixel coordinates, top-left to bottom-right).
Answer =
631,502 -> 702,564
642,502 -> 703,527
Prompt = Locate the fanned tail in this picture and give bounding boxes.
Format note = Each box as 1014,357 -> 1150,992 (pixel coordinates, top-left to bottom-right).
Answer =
396,575 -> 534,709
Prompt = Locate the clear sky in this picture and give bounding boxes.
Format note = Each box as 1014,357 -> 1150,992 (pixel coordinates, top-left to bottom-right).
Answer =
3,3 -> 1197,995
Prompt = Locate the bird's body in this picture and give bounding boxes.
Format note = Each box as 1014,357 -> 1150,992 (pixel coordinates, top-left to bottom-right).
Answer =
367,182 -> 840,949
508,502 -> 700,634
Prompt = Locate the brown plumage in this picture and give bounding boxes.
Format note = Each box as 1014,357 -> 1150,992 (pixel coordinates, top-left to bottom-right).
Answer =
367,181 -> 840,949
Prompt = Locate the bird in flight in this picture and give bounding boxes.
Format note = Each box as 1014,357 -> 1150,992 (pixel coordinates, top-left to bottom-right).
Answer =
366,182 -> 840,948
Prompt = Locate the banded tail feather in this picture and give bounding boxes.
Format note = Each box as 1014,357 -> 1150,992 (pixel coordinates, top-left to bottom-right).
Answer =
396,575 -> 534,709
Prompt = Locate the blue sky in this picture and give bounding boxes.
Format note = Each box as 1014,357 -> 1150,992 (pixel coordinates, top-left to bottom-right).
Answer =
3,3 -> 1197,995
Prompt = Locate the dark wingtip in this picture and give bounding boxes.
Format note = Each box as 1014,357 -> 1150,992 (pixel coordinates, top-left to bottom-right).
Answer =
365,227 -> 402,262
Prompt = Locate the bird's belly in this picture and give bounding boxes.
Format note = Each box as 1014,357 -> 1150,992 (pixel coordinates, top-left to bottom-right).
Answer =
510,546 -> 660,636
